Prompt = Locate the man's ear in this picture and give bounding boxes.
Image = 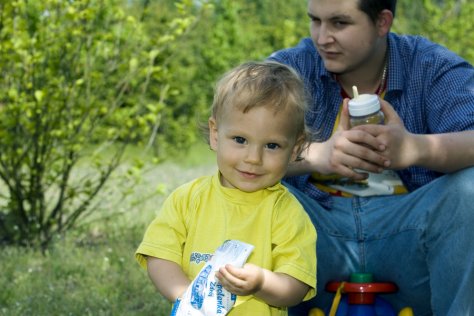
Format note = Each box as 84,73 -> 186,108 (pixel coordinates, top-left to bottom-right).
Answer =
208,117 -> 218,151
376,9 -> 393,36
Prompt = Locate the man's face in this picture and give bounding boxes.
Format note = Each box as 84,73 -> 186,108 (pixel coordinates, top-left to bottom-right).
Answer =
307,0 -> 383,75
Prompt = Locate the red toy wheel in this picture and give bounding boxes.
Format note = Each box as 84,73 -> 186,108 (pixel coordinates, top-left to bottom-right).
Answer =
326,281 -> 398,304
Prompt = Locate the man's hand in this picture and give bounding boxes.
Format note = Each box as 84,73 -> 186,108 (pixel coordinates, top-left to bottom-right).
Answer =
353,99 -> 420,170
317,98 -> 389,179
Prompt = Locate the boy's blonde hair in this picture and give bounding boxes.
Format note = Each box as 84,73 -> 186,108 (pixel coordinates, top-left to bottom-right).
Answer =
209,61 -> 309,144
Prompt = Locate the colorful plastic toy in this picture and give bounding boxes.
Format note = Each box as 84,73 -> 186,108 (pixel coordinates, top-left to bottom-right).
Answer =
309,273 -> 414,316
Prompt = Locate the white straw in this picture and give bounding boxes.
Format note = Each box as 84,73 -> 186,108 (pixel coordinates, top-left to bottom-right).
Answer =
352,85 -> 359,99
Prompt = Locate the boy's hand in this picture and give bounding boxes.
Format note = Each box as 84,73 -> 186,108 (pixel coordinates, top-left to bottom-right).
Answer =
215,263 -> 264,296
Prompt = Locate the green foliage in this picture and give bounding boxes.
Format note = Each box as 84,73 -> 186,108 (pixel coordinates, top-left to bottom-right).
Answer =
420,0 -> 474,62
395,0 -> 474,63
162,0 -> 309,137
0,0 -> 198,249
126,0 -> 213,157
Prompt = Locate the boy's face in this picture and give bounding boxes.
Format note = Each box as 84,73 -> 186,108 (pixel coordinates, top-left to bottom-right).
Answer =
208,104 -> 301,192
307,0 -> 385,75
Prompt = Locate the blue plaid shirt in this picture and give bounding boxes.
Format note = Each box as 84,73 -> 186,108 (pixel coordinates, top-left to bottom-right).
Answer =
269,33 -> 474,208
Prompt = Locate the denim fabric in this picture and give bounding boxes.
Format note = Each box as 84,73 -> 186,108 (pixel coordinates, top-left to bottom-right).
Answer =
287,167 -> 474,316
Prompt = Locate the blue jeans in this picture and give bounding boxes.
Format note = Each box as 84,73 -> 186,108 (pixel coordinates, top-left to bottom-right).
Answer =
286,167 -> 474,316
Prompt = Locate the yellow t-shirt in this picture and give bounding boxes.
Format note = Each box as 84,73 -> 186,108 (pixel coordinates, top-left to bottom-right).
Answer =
135,172 -> 317,315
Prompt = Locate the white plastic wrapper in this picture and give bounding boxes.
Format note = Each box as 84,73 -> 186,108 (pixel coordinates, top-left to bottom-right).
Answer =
170,240 -> 254,316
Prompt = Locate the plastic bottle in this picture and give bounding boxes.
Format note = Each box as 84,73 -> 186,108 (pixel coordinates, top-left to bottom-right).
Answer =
348,94 -> 384,127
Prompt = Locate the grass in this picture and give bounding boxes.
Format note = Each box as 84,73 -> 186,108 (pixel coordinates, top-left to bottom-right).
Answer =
0,144 -> 216,316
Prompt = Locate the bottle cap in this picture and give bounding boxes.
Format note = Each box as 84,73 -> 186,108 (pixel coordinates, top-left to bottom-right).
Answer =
348,94 -> 380,117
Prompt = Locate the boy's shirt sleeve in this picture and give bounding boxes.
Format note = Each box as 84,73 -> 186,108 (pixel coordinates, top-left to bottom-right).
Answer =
135,184 -> 190,269
271,191 -> 317,301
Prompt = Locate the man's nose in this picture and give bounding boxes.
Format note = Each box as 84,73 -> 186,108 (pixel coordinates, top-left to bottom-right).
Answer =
316,24 -> 334,45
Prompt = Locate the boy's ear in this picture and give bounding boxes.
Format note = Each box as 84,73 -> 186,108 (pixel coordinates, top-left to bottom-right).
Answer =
291,134 -> 307,162
376,9 -> 393,36
208,117 -> 218,151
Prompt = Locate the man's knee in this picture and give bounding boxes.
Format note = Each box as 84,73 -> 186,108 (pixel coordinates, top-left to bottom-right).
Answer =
445,166 -> 474,196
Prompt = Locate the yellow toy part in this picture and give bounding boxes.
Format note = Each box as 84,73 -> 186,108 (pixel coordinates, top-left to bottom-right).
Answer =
308,308 -> 325,316
398,307 -> 414,316
309,306 -> 414,316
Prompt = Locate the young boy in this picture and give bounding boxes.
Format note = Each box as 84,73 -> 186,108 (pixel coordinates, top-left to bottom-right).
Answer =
135,61 -> 317,315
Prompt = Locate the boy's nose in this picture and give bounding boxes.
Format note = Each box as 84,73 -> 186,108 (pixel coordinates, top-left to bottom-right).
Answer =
244,146 -> 263,164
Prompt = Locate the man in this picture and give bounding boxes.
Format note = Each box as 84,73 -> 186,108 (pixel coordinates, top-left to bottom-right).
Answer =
268,0 -> 474,315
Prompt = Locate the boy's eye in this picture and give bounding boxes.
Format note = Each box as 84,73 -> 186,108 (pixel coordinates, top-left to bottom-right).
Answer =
233,136 -> 246,144
266,143 -> 280,150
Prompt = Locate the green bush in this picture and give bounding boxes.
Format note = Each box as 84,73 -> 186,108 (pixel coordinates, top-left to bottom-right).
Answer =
0,0 -> 199,249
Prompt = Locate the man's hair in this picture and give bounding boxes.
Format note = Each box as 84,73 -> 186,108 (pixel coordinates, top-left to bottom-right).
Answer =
358,0 -> 397,23
209,60 -> 309,142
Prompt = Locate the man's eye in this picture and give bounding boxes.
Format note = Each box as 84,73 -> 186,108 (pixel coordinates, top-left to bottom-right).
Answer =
333,21 -> 348,28
307,13 -> 319,23
266,143 -> 280,150
233,136 -> 246,144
